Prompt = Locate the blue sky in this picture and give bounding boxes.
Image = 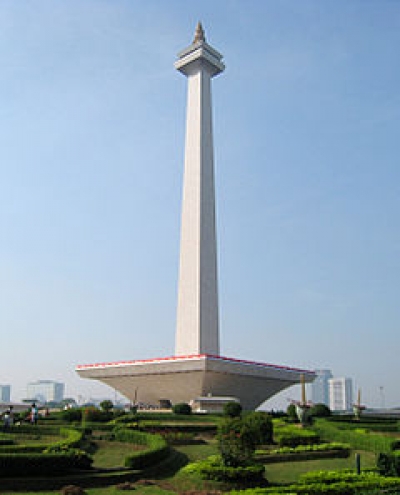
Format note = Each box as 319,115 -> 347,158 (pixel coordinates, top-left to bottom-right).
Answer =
0,1 -> 399,408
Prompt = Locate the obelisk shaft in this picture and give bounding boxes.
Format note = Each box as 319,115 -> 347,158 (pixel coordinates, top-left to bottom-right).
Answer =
175,25 -> 224,356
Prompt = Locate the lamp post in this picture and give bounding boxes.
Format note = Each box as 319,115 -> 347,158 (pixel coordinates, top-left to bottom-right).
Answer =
352,389 -> 365,420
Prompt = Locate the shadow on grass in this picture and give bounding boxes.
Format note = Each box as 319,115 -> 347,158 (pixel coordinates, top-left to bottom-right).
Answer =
81,439 -> 99,456
142,449 -> 189,480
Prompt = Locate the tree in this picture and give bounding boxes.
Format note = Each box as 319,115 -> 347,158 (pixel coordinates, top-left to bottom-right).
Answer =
217,412 -> 273,467
100,400 -> 114,412
286,403 -> 298,422
309,403 -> 331,418
217,417 -> 256,467
243,411 -> 273,445
61,398 -> 77,408
223,401 -> 242,418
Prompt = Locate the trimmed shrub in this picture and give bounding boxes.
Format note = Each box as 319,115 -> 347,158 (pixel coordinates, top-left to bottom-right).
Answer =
255,442 -> 350,463
172,403 -> 192,415
0,450 -> 92,476
274,421 -> 319,447
61,408 -> 82,422
0,427 -> 83,454
134,411 -> 217,422
6,425 -> 62,435
140,422 -> 216,434
111,414 -> 138,425
0,437 -> 14,446
83,407 -> 113,423
230,471 -> 400,495
182,455 -> 265,482
114,428 -> 170,470
223,402 -> 243,418
286,403 -> 298,422
377,451 -> 400,476
278,432 -> 320,447
154,431 -> 196,444
99,400 -> 114,412
258,442 -> 349,456
113,428 -> 150,444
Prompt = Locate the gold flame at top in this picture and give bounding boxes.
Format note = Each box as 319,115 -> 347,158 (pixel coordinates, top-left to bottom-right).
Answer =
193,22 -> 205,43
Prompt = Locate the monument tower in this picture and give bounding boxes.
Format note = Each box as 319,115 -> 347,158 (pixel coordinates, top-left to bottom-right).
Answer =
175,22 -> 223,356
76,25 -> 315,410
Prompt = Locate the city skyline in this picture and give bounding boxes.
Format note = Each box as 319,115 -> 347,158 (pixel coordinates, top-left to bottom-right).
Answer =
1,1 -> 399,409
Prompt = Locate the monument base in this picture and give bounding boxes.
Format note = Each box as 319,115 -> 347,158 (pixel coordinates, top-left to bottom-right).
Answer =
76,354 -> 315,410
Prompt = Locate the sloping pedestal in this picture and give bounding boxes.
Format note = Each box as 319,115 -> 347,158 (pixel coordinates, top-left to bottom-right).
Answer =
76,354 -> 315,410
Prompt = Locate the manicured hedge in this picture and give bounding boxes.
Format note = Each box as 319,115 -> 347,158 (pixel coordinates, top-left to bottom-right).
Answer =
82,407 -> 113,423
113,428 -> 170,469
298,469 -> 373,484
325,417 -> 400,433
0,444 -> 46,453
79,422 -> 114,432
0,427 -> 83,454
273,421 -> 319,447
230,472 -> 400,495
328,415 -> 398,424
172,403 -> 192,415
377,451 -> 400,476
0,436 -> 14,446
257,449 -> 349,463
152,431 -> 197,444
0,427 -> 89,476
135,412 -> 219,422
258,442 -> 349,455
0,451 -> 92,476
313,419 -> 398,454
255,443 -> 350,463
182,455 -> 265,482
6,425 -> 62,435
139,421 -> 217,433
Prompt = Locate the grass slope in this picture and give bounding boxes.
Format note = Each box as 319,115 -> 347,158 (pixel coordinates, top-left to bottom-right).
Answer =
91,439 -> 145,468
265,450 -> 377,484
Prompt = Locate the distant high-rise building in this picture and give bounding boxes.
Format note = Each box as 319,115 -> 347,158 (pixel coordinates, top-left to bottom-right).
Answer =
311,369 -> 333,406
329,377 -> 353,411
0,385 -> 11,403
26,380 -> 64,404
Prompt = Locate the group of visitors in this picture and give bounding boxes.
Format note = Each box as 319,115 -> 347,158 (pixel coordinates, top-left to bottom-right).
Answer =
1,403 -> 39,430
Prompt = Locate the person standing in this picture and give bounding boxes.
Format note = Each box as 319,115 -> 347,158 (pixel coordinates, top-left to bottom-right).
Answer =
30,403 -> 38,425
2,406 -> 13,430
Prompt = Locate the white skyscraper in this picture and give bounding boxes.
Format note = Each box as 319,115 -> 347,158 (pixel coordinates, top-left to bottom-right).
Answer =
329,377 -> 353,411
311,369 -> 333,406
26,380 -> 64,403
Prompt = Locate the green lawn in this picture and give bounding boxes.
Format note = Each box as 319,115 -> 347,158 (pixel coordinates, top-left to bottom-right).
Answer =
0,414 -> 388,495
91,439 -> 146,468
174,441 -> 218,462
265,450 -> 377,484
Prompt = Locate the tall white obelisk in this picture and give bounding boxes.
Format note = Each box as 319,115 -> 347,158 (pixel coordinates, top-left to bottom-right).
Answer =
175,23 -> 225,356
